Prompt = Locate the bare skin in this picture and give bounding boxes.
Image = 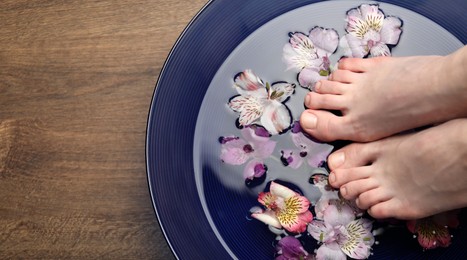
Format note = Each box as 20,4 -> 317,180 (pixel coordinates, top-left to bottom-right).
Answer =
300,46 -> 467,142
327,119 -> 467,220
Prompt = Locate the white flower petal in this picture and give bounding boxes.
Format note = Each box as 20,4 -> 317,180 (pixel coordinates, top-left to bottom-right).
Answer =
339,219 -> 374,259
229,95 -> 263,126
380,16 -> 403,45
251,210 -> 282,229
270,82 -> 295,102
260,101 -> 291,135
234,69 -> 265,92
316,242 -> 347,260
323,203 -> 356,227
370,42 -> 391,57
270,181 -> 296,199
282,32 -> 319,71
298,67 -> 326,90
309,27 -> 339,54
340,34 -> 368,58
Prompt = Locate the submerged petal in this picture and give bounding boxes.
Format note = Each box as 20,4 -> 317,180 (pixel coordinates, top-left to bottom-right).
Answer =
280,149 -> 303,169
243,159 -> 266,180
260,101 -> 291,135
220,138 -> 250,165
276,236 -> 309,259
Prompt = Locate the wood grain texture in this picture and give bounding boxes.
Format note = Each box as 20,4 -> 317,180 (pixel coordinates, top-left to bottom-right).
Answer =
0,0 -> 208,258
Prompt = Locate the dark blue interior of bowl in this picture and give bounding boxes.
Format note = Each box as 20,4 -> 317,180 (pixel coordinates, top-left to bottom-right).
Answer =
146,0 -> 467,259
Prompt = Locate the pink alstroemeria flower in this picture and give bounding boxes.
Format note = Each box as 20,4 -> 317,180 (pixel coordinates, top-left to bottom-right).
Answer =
228,70 -> 295,135
251,181 -> 313,233
308,203 -> 374,260
340,4 -> 402,57
281,122 -> 334,169
220,126 -> 276,180
407,211 -> 460,250
282,27 -> 339,90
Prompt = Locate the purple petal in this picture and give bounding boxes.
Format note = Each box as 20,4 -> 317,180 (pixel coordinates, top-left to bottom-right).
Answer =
243,159 -> 266,180
276,236 -> 309,259
308,220 -> 333,242
380,16 -> 403,45
298,67 -> 326,90
260,101 -> 291,135
280,149 -> 303,169
220,138 -> 250,165
253,125 -> 270,138
309,27 -> 339,55
306,143 -> 334,167
291,121 -> 302,133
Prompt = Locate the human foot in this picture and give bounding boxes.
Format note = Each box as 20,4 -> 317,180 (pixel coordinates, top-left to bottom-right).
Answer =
300,46 -> 467,142
326,119 -> 467,220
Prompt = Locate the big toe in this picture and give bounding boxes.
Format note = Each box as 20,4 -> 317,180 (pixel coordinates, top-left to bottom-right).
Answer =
300,110 -> 352,142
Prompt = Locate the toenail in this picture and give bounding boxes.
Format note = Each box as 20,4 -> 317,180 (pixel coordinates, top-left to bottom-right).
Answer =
314,81 -> 322,92
340,186 -> 347,196
329,152 -> 345,168
329,172 -> 336,183
302,112 -> 317,129
305,93 -> 311,106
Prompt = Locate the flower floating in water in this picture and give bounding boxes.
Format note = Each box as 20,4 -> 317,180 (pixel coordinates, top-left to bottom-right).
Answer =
407,211 -> 459,250
228,70 -> 295,135
281,121 -> 334,169
275,236 -> 313,260
309,174 -> 373,259
220,126 -> 276,180
308,203 -> 374,260
282,26 -> 339,90
340,4 -> 402,57
251,181 -> 313,233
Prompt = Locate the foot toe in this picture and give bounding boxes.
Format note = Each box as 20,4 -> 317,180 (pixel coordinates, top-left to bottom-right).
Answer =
338,57 -> 378,72
304,91 -> 346,110
328,143 -> 378,170
339,176 -> 377,200
300,110 -> 352,142
314,80 -> 347,95
367,199 -> 401,219
356,188 -> 390,210
329,69 -> 359,83
329,166 -> 371,188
